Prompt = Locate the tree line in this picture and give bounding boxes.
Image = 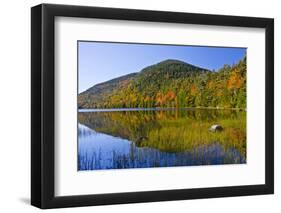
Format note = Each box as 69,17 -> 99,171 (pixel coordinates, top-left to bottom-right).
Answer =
78,57 -> 246,109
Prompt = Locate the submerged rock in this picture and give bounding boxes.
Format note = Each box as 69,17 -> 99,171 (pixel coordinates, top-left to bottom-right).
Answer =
209,124 -> 223,132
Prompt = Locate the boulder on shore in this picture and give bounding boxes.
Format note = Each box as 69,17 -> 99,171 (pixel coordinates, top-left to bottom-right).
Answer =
209,124 -> 223,132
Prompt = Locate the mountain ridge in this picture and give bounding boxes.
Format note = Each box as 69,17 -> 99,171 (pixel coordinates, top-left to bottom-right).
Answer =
78,57 -> 246,109
80,59 -> 208,95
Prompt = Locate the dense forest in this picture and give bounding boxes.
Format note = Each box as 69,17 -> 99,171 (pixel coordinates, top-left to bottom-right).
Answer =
78,57 -> 246,109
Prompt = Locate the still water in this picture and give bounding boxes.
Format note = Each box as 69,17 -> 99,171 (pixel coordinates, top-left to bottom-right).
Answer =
78,108 -> 246,171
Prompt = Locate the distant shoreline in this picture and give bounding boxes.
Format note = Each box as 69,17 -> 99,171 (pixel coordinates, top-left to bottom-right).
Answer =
78,107 -> 246,113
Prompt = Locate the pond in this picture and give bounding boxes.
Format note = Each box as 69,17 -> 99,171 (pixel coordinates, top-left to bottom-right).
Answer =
78,108 -> 246,171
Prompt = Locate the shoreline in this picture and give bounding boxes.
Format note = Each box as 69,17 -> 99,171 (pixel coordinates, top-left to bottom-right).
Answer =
78,106 -> 246,113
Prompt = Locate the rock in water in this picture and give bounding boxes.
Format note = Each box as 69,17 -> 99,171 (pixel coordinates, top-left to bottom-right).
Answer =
209,124 -> 223,132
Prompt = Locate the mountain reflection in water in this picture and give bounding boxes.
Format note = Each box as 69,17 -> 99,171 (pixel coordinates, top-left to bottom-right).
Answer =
78,108 -> 246,171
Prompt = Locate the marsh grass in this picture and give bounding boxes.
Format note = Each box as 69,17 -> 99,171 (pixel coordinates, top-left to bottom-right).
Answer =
79,109 -> 246,161
142,115 -> 246,158
78,141 -> 245,170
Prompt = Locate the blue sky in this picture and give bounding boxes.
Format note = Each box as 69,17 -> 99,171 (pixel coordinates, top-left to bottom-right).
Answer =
78,41 -> 246,93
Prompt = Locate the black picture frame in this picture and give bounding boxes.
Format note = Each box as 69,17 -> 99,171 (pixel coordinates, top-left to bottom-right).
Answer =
31,3 -> 274,209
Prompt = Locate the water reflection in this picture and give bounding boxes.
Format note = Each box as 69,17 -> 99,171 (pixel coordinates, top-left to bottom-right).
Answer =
78,109 -> 246,170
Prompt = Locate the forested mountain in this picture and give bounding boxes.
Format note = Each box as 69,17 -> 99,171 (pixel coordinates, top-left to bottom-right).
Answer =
78,57 -> 246,109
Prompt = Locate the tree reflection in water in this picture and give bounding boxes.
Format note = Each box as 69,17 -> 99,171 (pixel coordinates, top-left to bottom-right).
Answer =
78,108 -> 246,170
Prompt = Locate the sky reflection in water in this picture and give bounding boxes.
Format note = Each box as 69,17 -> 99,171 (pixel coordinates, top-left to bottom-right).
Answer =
78,109 -> 246,171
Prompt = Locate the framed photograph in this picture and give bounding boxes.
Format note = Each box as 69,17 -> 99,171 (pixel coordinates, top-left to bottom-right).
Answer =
31,4 -> 274,209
